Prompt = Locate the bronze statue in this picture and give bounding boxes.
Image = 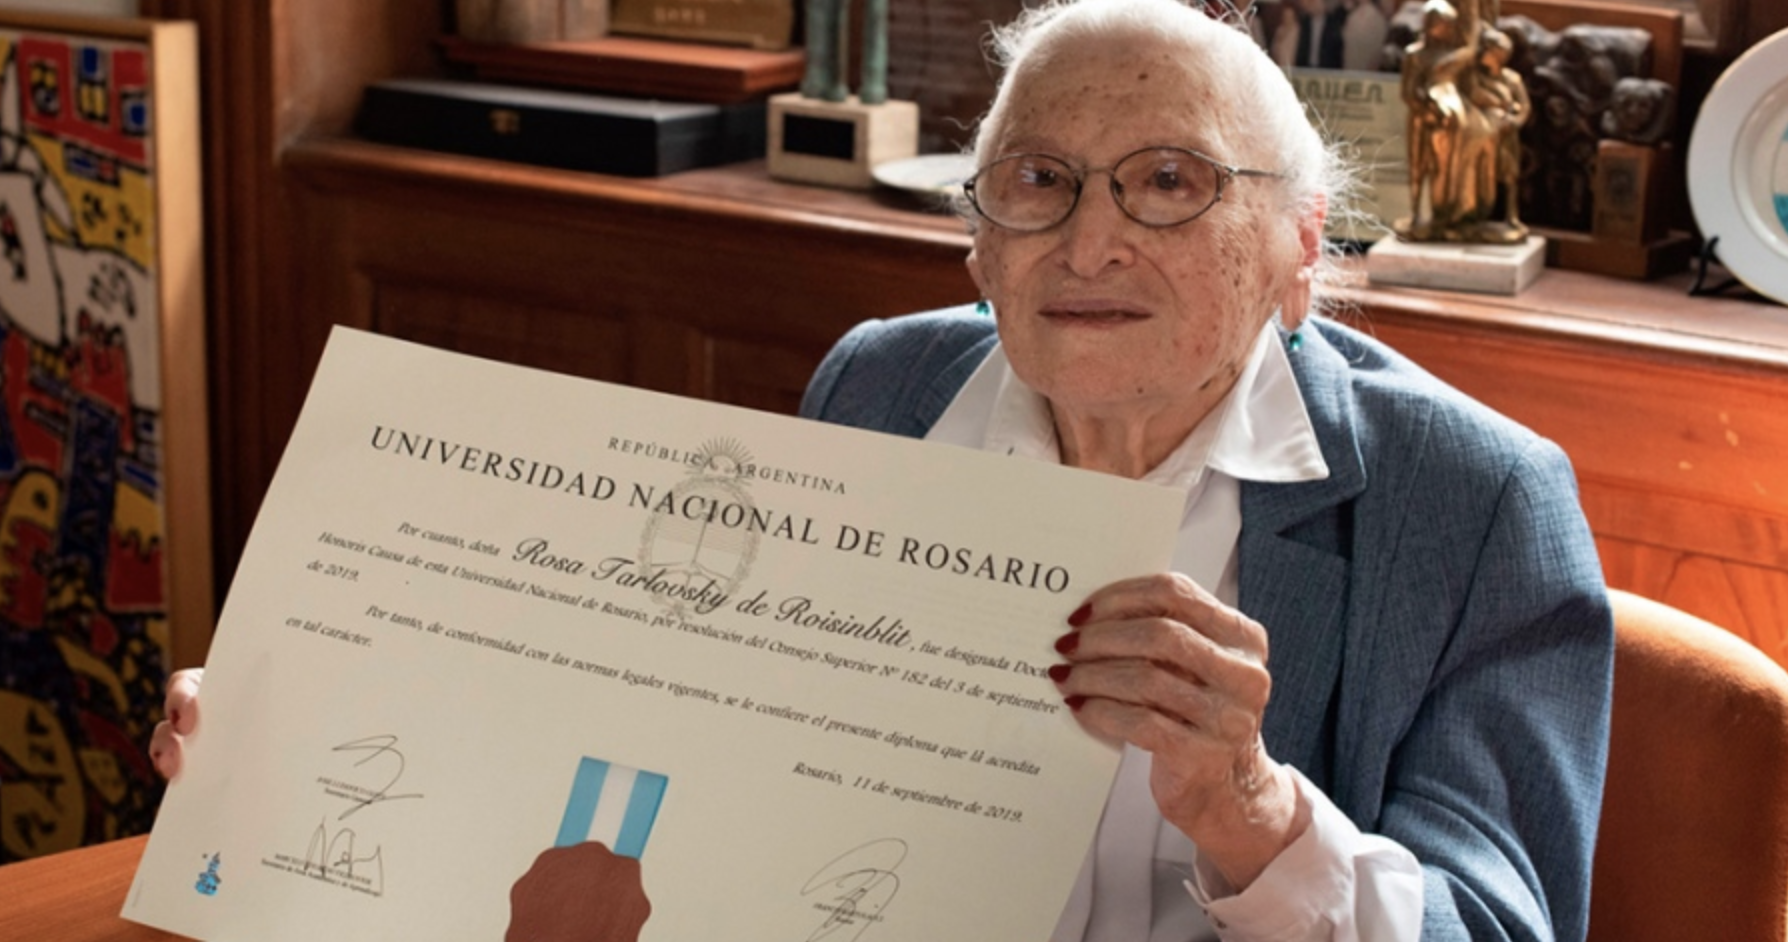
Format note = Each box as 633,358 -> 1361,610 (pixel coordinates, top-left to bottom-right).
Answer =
1461,29 -> 1530,233
1396,0 -> 1530,242
800,0 -> 891,104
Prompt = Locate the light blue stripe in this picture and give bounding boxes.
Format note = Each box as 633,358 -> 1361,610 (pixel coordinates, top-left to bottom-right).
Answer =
554,757 -> 610,848
613,771 -> 667,859
1774,194 -> 1788,233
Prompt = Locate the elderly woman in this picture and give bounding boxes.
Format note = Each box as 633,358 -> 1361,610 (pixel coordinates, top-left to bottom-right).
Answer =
800,0 -> 1611,939
157,1 -> 1609,938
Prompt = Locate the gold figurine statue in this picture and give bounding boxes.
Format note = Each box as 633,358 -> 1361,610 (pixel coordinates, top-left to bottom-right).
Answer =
1397,0 -> 1529,243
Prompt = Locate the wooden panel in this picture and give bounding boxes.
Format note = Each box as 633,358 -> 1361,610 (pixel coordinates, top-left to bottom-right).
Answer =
282,145 -> 976,389
1351,328 -> 1788,518
1581,479 -> 1788,573
703,332 -> 832,415
373,281 -> 632,383
1355,315 -> 1788,525
1597,537 -> 1788,664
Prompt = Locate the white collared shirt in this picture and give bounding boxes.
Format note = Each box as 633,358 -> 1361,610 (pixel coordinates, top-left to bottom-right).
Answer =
925,324 -> 1423,942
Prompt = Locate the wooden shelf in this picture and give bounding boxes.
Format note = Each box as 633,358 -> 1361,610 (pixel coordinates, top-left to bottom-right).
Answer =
1331,261 -> 1788,373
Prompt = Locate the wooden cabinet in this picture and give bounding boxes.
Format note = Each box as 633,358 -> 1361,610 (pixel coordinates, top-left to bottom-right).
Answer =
284,142 -> 975,414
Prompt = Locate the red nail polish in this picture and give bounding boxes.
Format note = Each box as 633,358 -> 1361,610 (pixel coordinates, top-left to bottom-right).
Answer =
1054,632 -> 1080,655
1067,603 -> 1091,627
1047,663 -> 1072,683
1065,695 -> 1087,712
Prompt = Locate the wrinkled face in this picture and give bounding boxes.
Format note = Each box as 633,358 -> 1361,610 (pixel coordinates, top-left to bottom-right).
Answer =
967,36 -> 1309,426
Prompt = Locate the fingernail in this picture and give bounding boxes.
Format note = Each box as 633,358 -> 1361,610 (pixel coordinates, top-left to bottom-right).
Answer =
1065,695 -> 1087,712
1054,632 -> 1080,655
1047,663 -> 1072,683
1067,604 -> 1091,627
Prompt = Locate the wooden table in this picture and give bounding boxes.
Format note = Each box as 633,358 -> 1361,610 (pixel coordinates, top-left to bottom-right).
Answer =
0,836 -> 185,941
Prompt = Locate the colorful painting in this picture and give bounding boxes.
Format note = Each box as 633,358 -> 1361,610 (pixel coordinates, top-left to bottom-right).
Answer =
0,14 -> 206,864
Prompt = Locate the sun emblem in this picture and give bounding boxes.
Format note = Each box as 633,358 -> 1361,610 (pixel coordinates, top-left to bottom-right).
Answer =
635,439 -> 759,618
691,438 -> 753,480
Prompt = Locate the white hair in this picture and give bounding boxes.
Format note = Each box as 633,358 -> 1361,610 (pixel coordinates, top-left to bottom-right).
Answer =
967,0 -> 1360,307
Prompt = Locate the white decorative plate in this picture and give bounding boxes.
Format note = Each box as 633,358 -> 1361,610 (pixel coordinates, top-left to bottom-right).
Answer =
871,153 -> 978,197
1686,27 -> 1788,305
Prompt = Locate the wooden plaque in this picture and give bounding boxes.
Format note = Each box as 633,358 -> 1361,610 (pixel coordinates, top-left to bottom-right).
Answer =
610,0 -> 795,51
437,35 -> 805,103
1592,139 -> 1672,245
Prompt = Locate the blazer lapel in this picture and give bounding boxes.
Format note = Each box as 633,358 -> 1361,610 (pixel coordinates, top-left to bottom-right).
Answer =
1241,325 -> 1367,789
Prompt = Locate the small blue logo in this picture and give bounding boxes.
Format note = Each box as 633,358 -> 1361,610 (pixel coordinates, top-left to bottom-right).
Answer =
194,852 -> 222,896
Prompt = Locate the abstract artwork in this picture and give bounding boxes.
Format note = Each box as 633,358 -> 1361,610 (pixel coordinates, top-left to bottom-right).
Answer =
0,12 -> 208,864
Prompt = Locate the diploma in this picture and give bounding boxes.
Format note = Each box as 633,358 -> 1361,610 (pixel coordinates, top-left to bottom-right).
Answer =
124,327 -> 1183,941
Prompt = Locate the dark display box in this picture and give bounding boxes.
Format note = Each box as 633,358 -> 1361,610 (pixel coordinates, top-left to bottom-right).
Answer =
356,77 -> 767,177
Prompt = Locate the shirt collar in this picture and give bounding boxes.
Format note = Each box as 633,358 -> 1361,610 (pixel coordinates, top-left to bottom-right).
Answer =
972,325 -> 1330,490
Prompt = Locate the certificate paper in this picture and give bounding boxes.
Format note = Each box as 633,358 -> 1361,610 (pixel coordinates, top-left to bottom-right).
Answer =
125,328 -> 1183,941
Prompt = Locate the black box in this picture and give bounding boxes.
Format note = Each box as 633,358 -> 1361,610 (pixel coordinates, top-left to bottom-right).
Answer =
355,78 -> 767,177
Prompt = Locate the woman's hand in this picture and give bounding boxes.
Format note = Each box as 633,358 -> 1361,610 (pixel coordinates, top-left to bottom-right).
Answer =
1051,574 -> 1309,890
149,668 -> 204,779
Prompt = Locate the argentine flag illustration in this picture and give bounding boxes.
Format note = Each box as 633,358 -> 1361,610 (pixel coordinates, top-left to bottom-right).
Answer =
554,757 -> 669,859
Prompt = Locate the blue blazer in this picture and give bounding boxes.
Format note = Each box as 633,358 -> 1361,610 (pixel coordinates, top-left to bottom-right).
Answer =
801,306 -> 1614,942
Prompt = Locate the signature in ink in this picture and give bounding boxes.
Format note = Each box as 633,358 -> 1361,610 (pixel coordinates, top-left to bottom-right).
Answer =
325,734 -> 423,819
800,838 -> 906,942
302,817 -> 385,895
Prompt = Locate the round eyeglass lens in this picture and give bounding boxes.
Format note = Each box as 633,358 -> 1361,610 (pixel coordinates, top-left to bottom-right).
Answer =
971,154 -> 1079,230
1111,148 -> 1223,226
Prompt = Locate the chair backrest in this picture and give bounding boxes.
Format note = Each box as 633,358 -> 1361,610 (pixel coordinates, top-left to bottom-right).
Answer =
1589,589 -> 1788,942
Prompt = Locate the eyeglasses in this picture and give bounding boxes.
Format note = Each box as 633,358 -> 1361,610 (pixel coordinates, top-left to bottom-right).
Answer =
962,146 -> 1284,233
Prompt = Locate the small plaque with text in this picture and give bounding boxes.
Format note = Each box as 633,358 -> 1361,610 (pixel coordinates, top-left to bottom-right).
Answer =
610,0 -> 795,51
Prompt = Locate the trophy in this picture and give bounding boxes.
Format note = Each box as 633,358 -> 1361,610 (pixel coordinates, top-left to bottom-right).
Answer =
1366,0 -> 1545,294
767,0 -> 919,188
1395,0 -> 1529,244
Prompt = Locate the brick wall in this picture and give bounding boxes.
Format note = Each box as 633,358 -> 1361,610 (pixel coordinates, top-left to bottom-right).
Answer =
884,0 -> 1029,152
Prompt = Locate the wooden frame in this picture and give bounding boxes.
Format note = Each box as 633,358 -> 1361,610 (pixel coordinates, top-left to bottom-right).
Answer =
0,11 -> 210,861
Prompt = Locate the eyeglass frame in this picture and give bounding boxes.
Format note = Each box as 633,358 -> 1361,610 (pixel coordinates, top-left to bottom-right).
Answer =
960,145 -> 1285,233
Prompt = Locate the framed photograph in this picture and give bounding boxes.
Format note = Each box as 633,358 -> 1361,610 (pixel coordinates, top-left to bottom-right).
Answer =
1291,67 -> 1411,243
0,11 -> 211,863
